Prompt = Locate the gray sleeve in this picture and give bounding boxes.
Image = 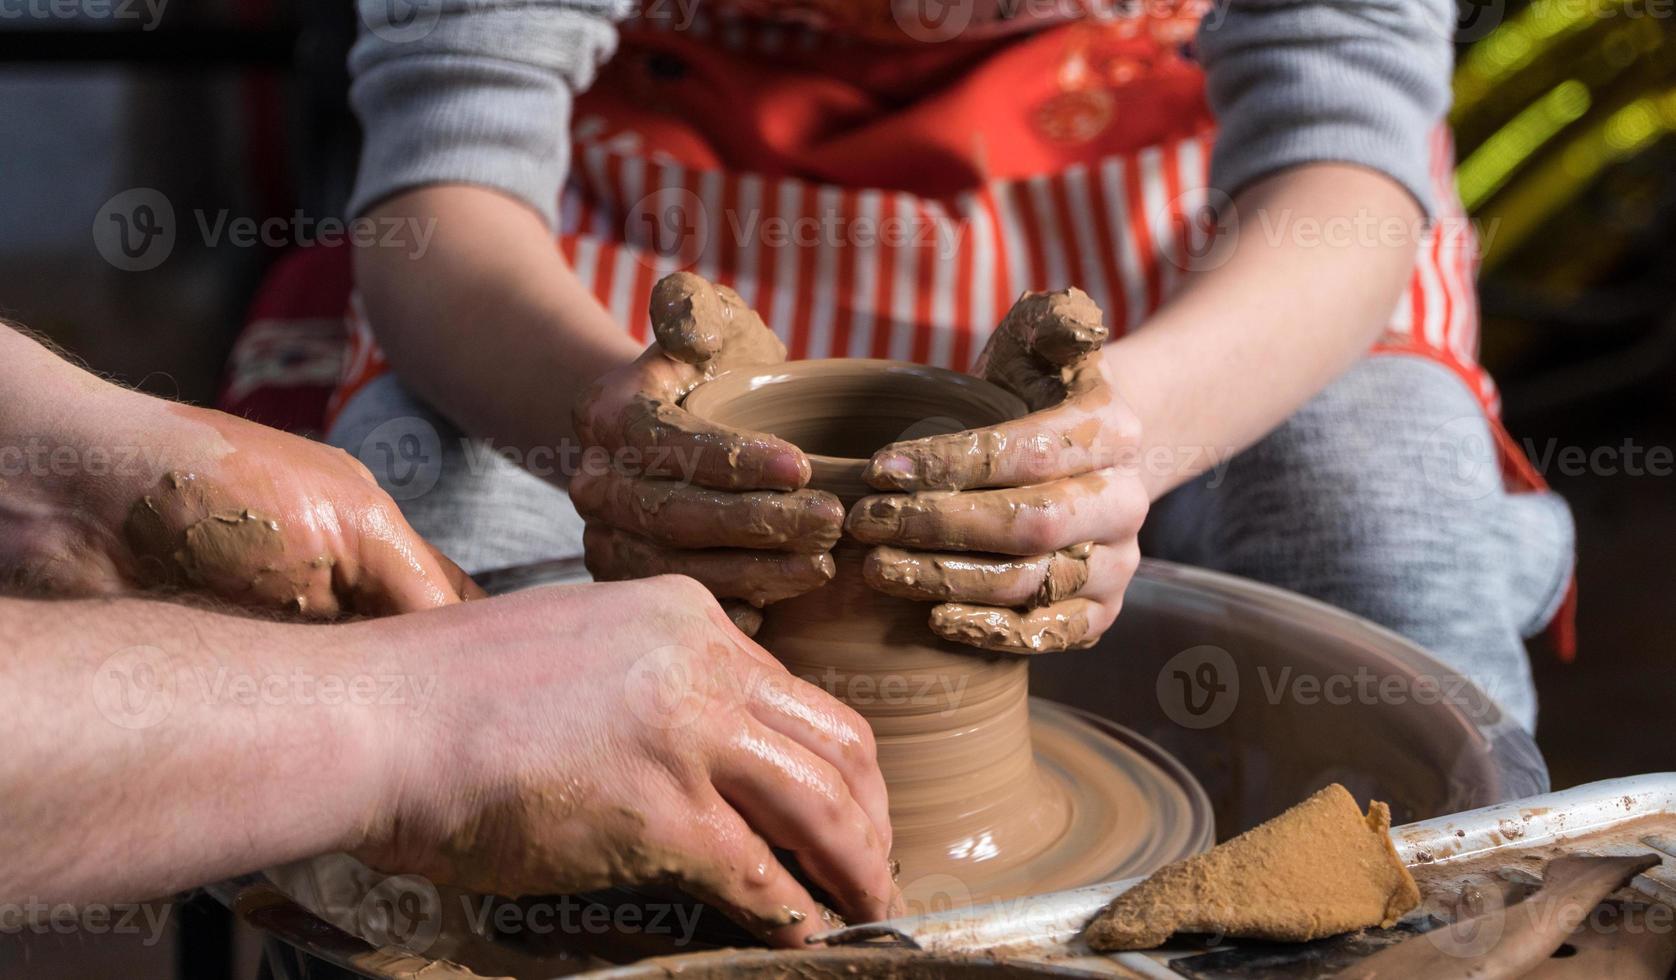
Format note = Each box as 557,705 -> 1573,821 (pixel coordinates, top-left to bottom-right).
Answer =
1196,0 -> 1456,216
347,0 -> 633,229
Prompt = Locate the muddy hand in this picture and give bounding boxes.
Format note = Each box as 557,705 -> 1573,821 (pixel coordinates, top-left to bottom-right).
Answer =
848,288 -> 1146,654
89,406 -> 478,617
357,577 -> 900,946
573,272 -> 845,631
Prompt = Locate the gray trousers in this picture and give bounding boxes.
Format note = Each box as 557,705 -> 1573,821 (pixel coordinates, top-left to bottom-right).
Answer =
329,356 -> 1573,731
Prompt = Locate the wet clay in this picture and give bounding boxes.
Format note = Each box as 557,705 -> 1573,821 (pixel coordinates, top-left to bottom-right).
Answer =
582,524 -> 835,606
1084,783 -> 1420,950
570,468 -> 842,554
123,470 -> 337,615
863,287 -> 1112,494
684,359 -> 1208,906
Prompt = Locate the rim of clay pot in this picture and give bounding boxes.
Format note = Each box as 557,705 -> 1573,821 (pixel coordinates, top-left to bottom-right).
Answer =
683,358 -> 1028,502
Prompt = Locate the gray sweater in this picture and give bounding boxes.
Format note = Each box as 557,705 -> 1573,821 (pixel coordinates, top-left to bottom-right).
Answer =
347,0 -> 1455,229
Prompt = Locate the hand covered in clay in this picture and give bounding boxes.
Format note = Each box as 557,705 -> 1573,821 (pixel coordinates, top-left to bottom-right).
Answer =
358,576 -> 898,945
847,288 -> 1146,654
572,273 -> 844,633
67,405 -> 480,617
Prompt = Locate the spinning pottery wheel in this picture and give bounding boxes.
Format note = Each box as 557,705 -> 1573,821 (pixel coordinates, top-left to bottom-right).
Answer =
682,359 -> 1212,904
241,557 -> 1541,978
237,363 -> 1544,975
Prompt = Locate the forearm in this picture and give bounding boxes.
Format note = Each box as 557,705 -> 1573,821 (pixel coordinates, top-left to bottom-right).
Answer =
0,328 -> 183,579
0,596 -> 395,904
1108,164 -> 1422,497
355,185 -> 639,466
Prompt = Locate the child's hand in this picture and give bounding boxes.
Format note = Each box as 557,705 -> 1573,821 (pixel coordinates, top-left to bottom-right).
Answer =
847,289 -> 1147,654
571,273 -> 845,629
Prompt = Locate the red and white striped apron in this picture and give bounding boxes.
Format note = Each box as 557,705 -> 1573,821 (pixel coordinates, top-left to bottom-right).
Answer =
327,1 -> 1574,653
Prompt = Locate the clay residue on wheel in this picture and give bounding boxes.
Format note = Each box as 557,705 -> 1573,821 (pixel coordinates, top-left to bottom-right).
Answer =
1084,782 -> 1420,950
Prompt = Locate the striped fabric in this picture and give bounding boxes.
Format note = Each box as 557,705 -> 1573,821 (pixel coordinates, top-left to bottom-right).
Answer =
335,124 -> 1493,423
333,5 -> 1494,435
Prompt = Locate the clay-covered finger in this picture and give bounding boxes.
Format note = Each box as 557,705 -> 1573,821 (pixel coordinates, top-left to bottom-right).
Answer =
974,289 -> 1108,413
673,794 -> 831,946
650,271 -> 726,364
613,394 -> 811,491
997,287 -> 1108,367
740,666 -> 893,855
711,719 -> 897,925
571,469 -> 843,553
647,273 -> 787,372
847,473 -> 1145,556
864,396 -> 1130,493
579,273 -> 801,490
584,525 -> 835,606
928,598 -> 1111,654
574,326 -> 805,492
862,543 -> 1095,607
722,599 -> 765,636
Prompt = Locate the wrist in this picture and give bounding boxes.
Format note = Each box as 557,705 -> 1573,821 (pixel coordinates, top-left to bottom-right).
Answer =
329,608 -> 468,858
0,346 -> 155,582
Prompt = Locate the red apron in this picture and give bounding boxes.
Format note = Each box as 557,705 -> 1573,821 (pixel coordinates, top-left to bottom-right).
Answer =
319,2 -> 1574,655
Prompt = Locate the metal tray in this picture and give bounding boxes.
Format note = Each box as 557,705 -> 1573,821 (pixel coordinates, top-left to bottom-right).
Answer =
811,773 -> 1676,977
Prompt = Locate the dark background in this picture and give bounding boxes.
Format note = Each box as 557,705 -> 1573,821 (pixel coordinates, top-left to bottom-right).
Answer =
2,1 -> 1673,976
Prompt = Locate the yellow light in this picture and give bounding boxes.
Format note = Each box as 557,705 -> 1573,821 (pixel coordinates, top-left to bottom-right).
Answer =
1477,87 -> 1676,270
1457,80 -> 1593,209
1454,0 -> 1631,115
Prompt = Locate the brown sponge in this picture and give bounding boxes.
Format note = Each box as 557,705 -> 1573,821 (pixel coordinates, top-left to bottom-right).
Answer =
1084,783 -> 1419,951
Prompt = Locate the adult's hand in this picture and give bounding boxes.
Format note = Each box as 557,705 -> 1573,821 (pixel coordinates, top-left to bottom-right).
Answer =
358,576 -> 898,945
846,289 -> 1148,654
0,325 -> 478,616
572,273 -> 844,632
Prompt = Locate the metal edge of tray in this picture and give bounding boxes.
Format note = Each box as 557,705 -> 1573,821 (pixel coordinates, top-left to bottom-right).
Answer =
208,775 -> 1676,980
810,774 -> 1676,957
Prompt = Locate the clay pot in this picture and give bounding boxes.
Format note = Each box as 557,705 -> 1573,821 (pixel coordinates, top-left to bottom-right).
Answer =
685,359 -> 1206,905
